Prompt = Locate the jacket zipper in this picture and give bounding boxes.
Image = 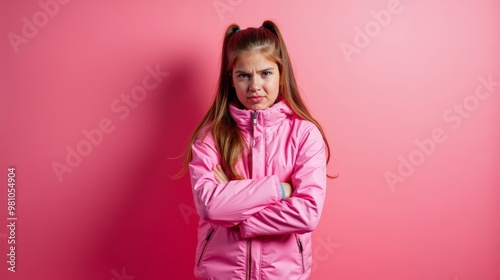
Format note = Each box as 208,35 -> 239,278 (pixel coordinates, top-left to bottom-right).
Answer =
246,111 -> 257,280
251,111 -> 257,147
246,239 -> 252,280
297,237 -> 305,274
197,227 -> 215,267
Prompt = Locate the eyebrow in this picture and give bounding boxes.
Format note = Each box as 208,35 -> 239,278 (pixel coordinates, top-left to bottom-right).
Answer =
234,67 -> 275,74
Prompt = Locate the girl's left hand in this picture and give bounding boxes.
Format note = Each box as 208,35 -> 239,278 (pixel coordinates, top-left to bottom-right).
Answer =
213,164 -> 229,183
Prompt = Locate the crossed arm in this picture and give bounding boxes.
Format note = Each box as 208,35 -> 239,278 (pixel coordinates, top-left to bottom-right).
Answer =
212,164 -> 293,198
189,124 -> 327,237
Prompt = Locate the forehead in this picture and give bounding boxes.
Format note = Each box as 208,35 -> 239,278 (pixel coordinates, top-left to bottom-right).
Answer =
232,51 -> 277,70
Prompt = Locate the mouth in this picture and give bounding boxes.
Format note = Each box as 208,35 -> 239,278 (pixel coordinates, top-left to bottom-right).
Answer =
248,95 -> 264,103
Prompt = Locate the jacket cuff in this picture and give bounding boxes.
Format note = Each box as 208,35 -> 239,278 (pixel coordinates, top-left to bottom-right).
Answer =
274,175 -> 283,201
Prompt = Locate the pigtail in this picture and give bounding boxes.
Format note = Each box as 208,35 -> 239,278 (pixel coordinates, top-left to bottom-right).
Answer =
212,24 -> 240,125
261,20 -> 334,172
260,21 -> 287,64
260,21 -> 300,109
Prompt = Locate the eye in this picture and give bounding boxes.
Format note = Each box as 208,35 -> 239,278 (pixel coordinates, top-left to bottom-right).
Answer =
262,71 -> 272,76
237,73 -> 249,78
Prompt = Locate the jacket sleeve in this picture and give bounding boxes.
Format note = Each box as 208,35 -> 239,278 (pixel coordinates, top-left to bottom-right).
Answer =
238,124 -> 327,238
188,130 -> 284,228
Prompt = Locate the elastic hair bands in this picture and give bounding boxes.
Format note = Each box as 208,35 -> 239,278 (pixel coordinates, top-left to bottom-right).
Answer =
235,25 -> 264,33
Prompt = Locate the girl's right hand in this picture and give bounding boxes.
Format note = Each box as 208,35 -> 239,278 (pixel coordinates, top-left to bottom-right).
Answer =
213,165 -> 229,183
280,182 -> 293,199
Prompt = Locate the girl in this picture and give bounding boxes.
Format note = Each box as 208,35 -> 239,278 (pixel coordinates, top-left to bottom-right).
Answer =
180,20 -> 332,279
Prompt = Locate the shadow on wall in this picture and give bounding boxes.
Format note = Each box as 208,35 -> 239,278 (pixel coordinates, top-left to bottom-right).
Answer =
82,52 -> 207,280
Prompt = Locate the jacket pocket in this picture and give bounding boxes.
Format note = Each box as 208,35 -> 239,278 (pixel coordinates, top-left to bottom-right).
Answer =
197,227 -> 216,267
296,235 -> 305,274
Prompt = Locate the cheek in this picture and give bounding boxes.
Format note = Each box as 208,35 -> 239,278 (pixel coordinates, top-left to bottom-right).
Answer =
268,78 -> 280,93
235,83 -> 246,95
234,85 -> 247,101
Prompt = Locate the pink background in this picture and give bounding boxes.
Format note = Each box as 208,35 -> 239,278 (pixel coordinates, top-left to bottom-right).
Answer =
1,0 -> 500,279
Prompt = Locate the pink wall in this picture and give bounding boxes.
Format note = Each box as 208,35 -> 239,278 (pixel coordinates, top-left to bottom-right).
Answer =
1,0 -> 499,279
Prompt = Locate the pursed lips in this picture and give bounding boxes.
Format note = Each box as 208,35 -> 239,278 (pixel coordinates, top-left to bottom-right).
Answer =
247,95 -> 265,103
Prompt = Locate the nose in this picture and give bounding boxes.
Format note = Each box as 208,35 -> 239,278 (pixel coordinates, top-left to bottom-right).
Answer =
249,76 -> 262,92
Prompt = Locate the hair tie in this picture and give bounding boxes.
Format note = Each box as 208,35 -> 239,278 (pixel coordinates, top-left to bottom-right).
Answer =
235,29 -> 241,33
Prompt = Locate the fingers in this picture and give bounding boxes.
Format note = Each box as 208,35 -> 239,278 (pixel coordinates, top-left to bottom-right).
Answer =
213,164 -> 229,183
213,167 -> 223,183
213,170 -> 222,183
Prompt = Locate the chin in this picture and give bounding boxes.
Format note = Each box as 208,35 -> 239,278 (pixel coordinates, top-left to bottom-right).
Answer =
247,103 -> 271,110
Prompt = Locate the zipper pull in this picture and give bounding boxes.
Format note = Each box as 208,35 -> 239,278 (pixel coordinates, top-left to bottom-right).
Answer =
252,111 -> 257,126
297,238 -> 303,252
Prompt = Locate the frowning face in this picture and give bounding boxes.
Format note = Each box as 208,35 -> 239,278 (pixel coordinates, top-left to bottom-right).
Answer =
231,51 -> 280,110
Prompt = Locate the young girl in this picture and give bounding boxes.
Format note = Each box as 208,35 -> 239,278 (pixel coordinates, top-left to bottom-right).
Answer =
180,20 -> 332,279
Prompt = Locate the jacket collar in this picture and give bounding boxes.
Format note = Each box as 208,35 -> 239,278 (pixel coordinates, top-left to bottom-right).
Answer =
228,98 -> 293,131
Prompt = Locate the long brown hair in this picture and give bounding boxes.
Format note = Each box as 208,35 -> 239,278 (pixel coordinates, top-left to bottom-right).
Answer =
177,20 -> 334,179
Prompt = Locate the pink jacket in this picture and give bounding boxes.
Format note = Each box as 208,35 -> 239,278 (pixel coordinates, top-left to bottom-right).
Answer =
189,99 -> 327,279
